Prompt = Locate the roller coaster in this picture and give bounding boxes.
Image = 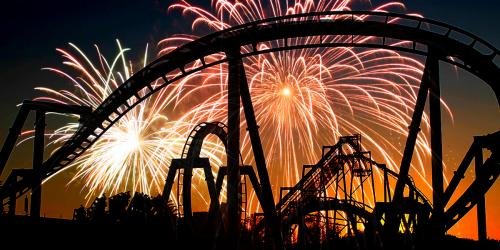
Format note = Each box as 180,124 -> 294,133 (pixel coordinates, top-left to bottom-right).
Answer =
0,11 -> 499,250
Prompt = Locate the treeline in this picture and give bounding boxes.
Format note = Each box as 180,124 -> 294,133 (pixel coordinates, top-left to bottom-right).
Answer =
72,191 -> 177,225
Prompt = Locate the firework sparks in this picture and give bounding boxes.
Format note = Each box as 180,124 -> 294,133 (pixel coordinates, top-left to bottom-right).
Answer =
28,40 -> 225,202
160,0 -> 453,214
23,0 -> 454,215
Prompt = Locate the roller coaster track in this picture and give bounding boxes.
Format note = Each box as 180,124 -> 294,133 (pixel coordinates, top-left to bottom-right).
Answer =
277,136 -> 365,217
277,136 -> 429,218
2,11 -> 496,197
442,131 -> 500,230
1,11 -> 499,247
270,135 -> 430,240
163,122 -> 229,219
181,122 -> 229,160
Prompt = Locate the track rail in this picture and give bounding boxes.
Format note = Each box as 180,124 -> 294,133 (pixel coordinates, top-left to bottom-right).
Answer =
2,11 -> 499,207
272,135 -> 430,238
178,121 -> 228,218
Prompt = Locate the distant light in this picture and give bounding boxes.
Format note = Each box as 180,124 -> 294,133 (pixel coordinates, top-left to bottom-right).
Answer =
281,87 -> 291,96
126,132 -> 141,150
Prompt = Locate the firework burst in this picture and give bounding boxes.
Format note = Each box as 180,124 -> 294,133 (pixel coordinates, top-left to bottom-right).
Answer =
24,0 -> 454,215
160,0 -> 453,214
28,41 -> 225,201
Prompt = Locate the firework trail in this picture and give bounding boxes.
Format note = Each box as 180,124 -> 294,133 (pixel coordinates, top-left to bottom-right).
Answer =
22,0 -> 454,215
160,0 -> 453,214
25,41 -> 225,202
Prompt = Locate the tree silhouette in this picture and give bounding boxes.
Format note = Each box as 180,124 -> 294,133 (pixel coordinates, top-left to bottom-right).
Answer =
127,192 -> 152,222
86,194 -> 107,222
108,191 -> 130,222
73,191 -> 178,227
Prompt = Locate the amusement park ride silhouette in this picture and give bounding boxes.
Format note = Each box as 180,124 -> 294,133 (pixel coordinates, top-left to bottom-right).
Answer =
0,11 -> 499,250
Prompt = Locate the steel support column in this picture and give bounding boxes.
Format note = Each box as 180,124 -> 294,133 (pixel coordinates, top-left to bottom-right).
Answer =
162,161 -> 178,201
238,53 -> 284,249
475,146 -> 487,243
390,51 -> 435,233
443,142 -> 476,205
0,107 -> 29,176
182,159 -> 193,227
203,165 -> 221,219
8,192 -> 16,216
227,49 -> 242,248
31,110 -> 45,219
428,53 -> 444,237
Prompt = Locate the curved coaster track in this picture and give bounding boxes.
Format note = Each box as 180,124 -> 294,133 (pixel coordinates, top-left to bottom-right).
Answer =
0,11 -> 499,250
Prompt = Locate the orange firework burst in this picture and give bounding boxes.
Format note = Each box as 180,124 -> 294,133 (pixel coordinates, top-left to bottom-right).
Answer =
160,0 -> 453,214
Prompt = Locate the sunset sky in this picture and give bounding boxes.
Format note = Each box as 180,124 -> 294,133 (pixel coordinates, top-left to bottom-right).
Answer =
0,0 -> 498,240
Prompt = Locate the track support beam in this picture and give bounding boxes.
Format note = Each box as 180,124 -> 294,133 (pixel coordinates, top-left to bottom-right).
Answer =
226,48 -> 283,249
227,49 -> 243,249
475,147 -> 487,243
238,56 -> 283,249
8,192 -> 16,216
389,50 -> 440,237
30,110 -> 45,220
428,53 -> 444,238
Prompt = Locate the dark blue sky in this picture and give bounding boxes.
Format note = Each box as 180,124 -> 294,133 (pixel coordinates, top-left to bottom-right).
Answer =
0,0 -> 498,123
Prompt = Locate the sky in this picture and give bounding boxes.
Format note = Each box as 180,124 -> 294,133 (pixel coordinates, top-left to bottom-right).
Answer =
0,0 -> 499,240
